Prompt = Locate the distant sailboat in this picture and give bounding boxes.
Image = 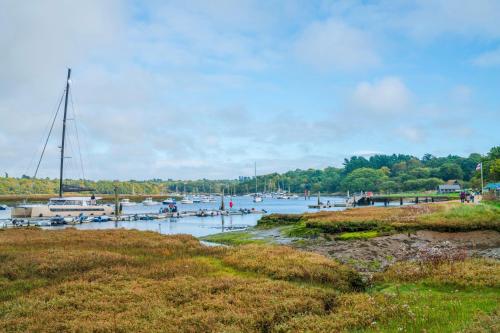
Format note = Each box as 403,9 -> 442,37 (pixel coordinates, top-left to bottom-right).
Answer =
253,162 -> 263,203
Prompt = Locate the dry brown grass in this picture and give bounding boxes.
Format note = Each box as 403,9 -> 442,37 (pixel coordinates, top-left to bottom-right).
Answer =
221,244 -> 364,290
0,228 -> 363,332
299,202 -> 500,233
375,258 -> 500,288
1,228 -> 498,332
272,293 -> 403,332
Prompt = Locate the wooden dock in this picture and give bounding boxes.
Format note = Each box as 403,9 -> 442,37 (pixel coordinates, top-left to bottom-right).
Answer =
1,208 -> 266,228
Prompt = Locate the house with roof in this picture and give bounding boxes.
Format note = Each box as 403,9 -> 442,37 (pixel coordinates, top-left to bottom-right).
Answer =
437,182 -> 461,194
485,183 -> 500,191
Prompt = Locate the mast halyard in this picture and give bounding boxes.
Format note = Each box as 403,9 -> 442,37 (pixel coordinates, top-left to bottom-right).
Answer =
59,68 -> 71,197
254,162 -> 257,195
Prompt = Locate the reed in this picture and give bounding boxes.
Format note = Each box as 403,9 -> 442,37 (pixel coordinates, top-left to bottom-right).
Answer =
1,228 -> 497,332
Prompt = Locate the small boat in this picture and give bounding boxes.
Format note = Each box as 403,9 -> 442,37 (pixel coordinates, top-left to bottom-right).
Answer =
120,198 -> 137,206
253,195 -> 263,203
92,215 -> 111,222
180,198 -> 194,204
50,216 -> 66,225
192,196 -> 201,203
0,204 -> 8,210
162,198 -> 176,205
142,197 -> 159,206
34,220 -> 52,227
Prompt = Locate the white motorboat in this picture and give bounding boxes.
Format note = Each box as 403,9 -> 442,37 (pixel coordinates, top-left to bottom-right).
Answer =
162,198 -> 176,205
253,195 -> 263,203
0,204 -> 8,210
180,198 -> 194,204
142,197 -> 160,206
120,198 -> 137,206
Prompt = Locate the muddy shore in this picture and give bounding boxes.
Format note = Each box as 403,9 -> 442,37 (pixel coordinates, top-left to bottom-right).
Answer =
207,227 -> 500,273
298,230 -> 500,272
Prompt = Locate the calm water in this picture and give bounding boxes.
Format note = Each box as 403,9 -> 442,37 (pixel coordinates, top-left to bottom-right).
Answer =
0,195 -> 398,237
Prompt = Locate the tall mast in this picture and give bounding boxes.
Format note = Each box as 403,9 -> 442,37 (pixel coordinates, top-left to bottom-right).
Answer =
59,68 -> 71,197
254,162 -> 257,194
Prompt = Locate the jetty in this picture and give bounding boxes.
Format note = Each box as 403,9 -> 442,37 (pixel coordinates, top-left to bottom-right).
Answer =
1,207 -> 266,228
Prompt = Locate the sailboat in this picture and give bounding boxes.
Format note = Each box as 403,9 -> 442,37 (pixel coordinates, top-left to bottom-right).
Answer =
11,69 -> 113,218
253,162 -> 263,203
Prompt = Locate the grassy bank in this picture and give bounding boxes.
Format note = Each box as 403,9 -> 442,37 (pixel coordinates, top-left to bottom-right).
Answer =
259,202 -> 500,236
0,228 -> 498,332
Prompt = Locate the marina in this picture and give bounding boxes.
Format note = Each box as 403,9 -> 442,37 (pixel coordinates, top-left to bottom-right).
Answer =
0,194 -> 425,237
1,195 -> 348,236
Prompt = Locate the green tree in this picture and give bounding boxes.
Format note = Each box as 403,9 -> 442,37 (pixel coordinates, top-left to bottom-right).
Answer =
341,168 -> 388,192
489,159 -> 500,181
438,163 -> 464,181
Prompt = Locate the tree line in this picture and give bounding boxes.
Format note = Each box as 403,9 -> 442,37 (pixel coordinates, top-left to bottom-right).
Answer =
1,146 -> 499,195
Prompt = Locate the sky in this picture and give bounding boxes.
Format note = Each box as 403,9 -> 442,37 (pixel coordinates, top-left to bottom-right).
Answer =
0,0 -> 499,180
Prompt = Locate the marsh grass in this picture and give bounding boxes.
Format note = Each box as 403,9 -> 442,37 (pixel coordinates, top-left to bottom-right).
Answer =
375,259 -> 500,288
0,228 -> 498,332
336,230 -> 379,240
262,202 -> 500,235
200,230 -> 266,245
221,244 -> 365,291
0,228 -> 361,332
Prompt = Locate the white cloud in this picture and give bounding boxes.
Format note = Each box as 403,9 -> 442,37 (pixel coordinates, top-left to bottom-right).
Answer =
396,127 -> 425,143
294,19 -> 379,71
351,77 -> 412,114
472,47 -> 500,67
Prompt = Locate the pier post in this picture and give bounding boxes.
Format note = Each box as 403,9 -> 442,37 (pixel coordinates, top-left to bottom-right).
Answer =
114,186 -> 120,219
400,197 -> 403,205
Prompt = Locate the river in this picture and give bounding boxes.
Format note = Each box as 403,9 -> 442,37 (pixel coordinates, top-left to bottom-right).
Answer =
0,195 -> 401,237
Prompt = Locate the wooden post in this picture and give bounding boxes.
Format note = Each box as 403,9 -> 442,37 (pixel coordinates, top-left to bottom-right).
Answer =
114,185 -> 120,218
415,197 -> 419,204
400,197 -> 403,205
220,188 -> 225,211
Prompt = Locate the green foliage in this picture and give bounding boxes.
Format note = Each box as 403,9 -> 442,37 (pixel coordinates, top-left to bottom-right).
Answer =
439,162 -> 464,181
489,159 -> 500,180
200,231 -> 265,245
1,146 -> 497,195
341,168 -> 388,192
336,230 -> 379,240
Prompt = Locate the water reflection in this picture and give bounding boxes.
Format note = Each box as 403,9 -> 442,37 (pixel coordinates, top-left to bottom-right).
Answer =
2,196 -> 350,237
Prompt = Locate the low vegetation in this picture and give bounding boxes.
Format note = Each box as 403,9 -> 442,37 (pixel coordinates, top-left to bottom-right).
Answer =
0,228 -> 498,332
260,202 -> 500,236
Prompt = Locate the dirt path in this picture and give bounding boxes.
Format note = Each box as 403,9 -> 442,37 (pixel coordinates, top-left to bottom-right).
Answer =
297,230 -> 500,272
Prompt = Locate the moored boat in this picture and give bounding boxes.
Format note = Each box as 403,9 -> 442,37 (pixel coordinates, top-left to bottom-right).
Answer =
12,196 -> 113,218
162,198 -> 176,205
11,69 -> 113,219
120,198 -> 137,206
142,197 -> 160,206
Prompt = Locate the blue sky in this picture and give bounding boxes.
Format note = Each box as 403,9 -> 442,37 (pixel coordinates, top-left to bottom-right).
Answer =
0,0 -> 499,180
